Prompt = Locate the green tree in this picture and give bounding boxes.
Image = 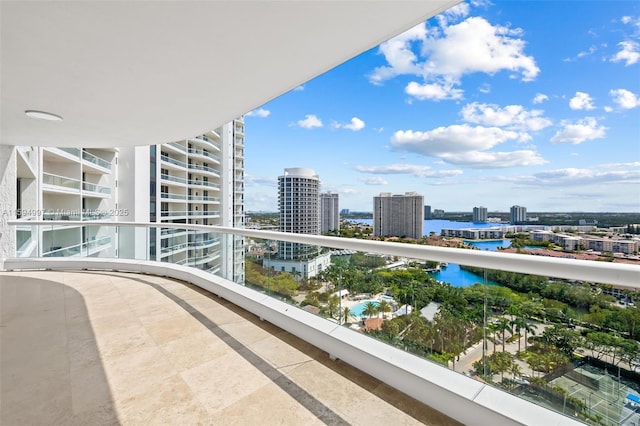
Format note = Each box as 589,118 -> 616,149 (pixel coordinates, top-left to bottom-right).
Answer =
362,301 -> 379,319
378,300 -> 392,319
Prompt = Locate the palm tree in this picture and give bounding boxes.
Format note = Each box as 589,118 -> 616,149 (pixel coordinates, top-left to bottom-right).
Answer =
521,320 -> 537,350
510,317 -> 527,353
362,301 -> 379,318
342,306 -> 352,325
496,317 -> 511,352
378,300 -> 392,319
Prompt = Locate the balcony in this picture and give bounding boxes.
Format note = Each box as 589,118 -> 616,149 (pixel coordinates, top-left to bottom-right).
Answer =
82,150 -> 112,171
160,154 -> 187,169
188,148 -> 220,163
0,268 -> 456,425
160,174 -> 187,186
188,163 -> 220,177
42,172 -> 81,193
82,181 -> 112,197
4,220 -> 639,426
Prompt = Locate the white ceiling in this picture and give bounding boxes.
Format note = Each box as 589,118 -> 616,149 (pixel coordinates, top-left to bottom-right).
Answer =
1,1 -> 459,148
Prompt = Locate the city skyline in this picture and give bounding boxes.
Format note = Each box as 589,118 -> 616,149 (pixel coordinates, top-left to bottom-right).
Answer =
244,1 -> 640,213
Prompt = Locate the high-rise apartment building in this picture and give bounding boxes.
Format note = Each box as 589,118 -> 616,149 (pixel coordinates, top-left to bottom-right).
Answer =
510,205 -> 527,224
473,206 -> 488,223
320,192 -> 340,234
7,118 -> 245,283
424,205 -> 432,220
373,192 -> 424,239
263,167 -> 330,278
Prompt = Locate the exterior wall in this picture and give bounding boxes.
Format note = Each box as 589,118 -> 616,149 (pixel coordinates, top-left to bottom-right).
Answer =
0,146 -> 17,265
373,192 -> 424,239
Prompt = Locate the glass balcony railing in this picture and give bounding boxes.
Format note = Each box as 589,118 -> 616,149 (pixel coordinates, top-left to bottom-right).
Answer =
188,180 -> 220,189
160,192 -> 185,200
82,181 -> 111,195
188,163 -> 220,176
56,147 -> 81,158
160,210 -> 188,217
42,235 -> 111,257
82,150 -> 112,170
42,172 -> 81,190
188,195 -> 220,202
160,174 -> 187,185
160,154 -> 187,168
188,148 -> 220,162
6,219 -> 639,426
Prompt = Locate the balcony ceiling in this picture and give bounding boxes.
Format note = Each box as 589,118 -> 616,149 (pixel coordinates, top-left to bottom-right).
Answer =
1,1 -> 459,148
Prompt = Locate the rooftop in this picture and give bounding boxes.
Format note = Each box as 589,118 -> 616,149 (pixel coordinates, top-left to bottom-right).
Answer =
1,269 -> 458,425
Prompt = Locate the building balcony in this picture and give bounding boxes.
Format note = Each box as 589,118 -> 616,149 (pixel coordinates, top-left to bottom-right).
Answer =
4,219 -> 639,426
160,174 -> 188,186
188,148 -> 220,163
188,163 -> 221,177
44,147 -> 81,161
188,195 -> 220,203
82,150 -> 112,172
160,154 -> 187,169
82,181 -> 112,197
188,179 -> 220,189
42,172 -> 81,193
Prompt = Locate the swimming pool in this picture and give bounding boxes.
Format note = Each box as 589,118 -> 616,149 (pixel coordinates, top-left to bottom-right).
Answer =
350,300 -> 380,318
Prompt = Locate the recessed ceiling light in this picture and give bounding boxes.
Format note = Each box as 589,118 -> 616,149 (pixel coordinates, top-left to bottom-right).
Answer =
25,110 -> 63,121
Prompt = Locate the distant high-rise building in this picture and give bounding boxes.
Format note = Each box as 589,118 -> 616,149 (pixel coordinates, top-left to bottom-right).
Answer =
510,205 -> 527,224
373,192 -> 424,239
320,192 -> 340,234
473,206 -> 488,223
424,205 -> 432,219
433,209 -> 445,218
263,167 -> 330,278
340,208 -> 350,215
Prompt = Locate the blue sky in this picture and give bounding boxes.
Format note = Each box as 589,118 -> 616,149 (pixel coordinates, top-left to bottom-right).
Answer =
244,1 -> 640,213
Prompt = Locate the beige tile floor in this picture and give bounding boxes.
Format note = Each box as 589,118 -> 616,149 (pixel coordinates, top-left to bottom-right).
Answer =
0,270 -> 460,426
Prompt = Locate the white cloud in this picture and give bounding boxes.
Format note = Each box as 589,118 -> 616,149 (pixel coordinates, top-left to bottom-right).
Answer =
604,106 -> 613,113
564,45 -> 598,62
436,2 -> 470,27
354,163 -> 462,178
439,150 -> 547,168
246,108 -> 270,118
510,165 -> 640,187
569,92 -> 596,110
293,85 -> 305,91
611,41 -> 640,66
360,177 -> 388,185
550,117 -> 607,144
609,88 -> 640,109
333,117 -> 365,131
532,93 -> 548,104
391,124 -> 546,168
369,16 -> 539,101
295,114 -> 323,129
368,24 -> 426,85
405,81 -> 463,100
478,83 -> 491,94
421,17 -> 539,82
460,102 -> 552,132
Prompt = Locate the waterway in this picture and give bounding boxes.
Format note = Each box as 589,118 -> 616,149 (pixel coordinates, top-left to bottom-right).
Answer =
348,219 -> 511,287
